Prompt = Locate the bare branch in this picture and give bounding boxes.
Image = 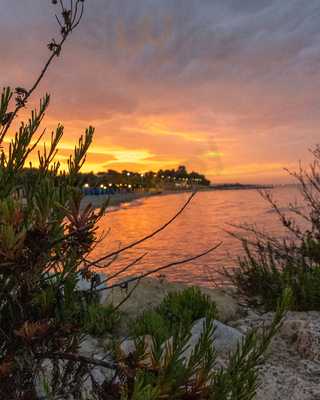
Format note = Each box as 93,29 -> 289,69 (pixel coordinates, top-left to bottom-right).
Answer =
96,253 -> 148,287
97,242 -> 222,292
35,352 -> 115,370
0,0 -> 86,143
113,279 -> 141,312
86,192 -> 197,269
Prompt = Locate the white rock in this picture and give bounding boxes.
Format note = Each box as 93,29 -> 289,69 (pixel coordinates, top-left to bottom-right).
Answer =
35,359 -> 54,399
120,319 -> 243,367
35,336 -> 113,398
43,271 -> 108,303
105,277 -> 240,323
76,272 -> 108,303
120,335 -> 155,367
181,318 -> 243,361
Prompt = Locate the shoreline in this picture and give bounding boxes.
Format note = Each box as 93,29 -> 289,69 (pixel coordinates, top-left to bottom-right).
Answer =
81,191 -> 160,209
81,184 -> 274,210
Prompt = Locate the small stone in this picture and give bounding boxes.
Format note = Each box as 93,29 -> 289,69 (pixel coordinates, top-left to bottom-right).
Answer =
120,335 -> 155,367
280,319 -> 308,341
296,321 -> 320,361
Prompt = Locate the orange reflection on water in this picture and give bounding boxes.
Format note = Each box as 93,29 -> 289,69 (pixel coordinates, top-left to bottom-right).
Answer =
90,187 -> 304,287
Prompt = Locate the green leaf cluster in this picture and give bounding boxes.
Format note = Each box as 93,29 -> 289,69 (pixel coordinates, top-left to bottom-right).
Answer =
107,289 -> 291,400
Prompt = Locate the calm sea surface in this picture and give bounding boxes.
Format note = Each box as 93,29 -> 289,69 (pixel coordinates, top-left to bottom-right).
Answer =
91,186 -> 305,287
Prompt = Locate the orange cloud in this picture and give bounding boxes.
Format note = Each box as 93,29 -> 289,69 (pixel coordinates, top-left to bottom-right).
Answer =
2,0 -> 319,184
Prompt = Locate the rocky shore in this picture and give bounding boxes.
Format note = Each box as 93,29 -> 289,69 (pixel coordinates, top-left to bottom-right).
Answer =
104,277 -> 320,399
231,310 -> 320,399
37,276 -> 320,398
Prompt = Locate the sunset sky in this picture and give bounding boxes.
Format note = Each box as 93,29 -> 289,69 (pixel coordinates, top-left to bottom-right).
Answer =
2,0 -> 320,183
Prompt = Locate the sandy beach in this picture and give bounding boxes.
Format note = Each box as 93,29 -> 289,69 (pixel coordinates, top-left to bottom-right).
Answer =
81,184 -> 272,210
81,191 -> 159,209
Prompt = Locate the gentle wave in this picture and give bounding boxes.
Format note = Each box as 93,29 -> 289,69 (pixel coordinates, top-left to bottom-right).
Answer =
91,186 -> 305,287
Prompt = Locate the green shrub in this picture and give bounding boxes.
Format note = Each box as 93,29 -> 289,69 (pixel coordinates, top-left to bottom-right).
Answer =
230,242 -> 320,310
132,309 -> 171,344
158,287 -> 218,331
0,2 -> 111,398
107,289 -> 291,400
81,303 -> 121,336
132,287 -> 218,341
228,149 -> 320,311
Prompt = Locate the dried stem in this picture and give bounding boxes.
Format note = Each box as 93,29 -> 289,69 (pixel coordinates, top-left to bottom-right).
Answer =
0,0 -> 85,143
36,352 -> 115,369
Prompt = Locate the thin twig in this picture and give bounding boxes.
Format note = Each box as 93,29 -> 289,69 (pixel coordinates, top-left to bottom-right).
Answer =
96,253 -> 148,286
36,352 -> 115,370
97,242 -> 222,292
113,279 -> 141,312
0,1 -> 85,142
86,192 -> 197,269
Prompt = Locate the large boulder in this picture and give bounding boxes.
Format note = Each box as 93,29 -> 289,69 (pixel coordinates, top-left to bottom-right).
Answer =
231,311 -> 320,400
278,312 -> 320,362
79,336 -> 114,386
119,318 -> 243,365
296,320 -> 320,361
257,364 -> 320,400
35,336 -> 113,398
188,318 -> 243,357
105,276 -> 240,323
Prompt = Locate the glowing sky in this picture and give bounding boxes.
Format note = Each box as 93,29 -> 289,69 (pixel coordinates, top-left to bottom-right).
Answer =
2,0 -> 320,183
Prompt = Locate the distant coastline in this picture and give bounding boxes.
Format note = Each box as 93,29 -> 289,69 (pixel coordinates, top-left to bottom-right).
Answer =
209,183 -> 274,191
82,183 -> 274,209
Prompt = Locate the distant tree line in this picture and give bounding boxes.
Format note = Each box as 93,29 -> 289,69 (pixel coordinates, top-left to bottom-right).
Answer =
76,165 -> 211,193
16,165 -> 210,195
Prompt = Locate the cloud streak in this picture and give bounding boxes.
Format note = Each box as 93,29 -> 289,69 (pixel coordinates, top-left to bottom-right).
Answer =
1,0 -> 320,182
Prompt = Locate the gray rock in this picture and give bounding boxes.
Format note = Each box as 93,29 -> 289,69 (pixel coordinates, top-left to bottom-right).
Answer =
120,335 -> 155,367
296,320 -> 320,361
79,336 -> 114,386
231,311 -> 320,400
120,338 -> 136,356
212,319 -> 244,354
79,336 -> 102,357
120,319 -> 243,367
35,336 -> 113,398
257,364 -> 320,400
105,276 -> 240,325
182,318 -> 243,361
280,318 -> 309,340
